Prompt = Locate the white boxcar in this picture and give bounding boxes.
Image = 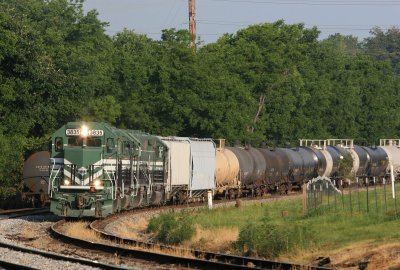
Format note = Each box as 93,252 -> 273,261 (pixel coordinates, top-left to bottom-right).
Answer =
161,137 -> 216,200
161,137 -> 191,196
189,139 -> 216,192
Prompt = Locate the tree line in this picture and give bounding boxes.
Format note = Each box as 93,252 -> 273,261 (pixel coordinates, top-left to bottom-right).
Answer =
0,0 -> 399,196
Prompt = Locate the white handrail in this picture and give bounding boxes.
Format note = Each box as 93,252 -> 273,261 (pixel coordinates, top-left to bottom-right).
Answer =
49,158 -> 62,198
103,169 -> 116,200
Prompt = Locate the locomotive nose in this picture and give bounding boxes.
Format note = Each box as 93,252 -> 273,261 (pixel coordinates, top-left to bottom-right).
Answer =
64,147 -> 102,167
64,147 -> 102,185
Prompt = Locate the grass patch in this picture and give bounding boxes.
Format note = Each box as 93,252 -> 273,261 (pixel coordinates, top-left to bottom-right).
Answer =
184,225 -> 239,252
64,221 -> 102,242
147,210 -> 196,245
151,187 -> 400,262
115,217 -> 148,240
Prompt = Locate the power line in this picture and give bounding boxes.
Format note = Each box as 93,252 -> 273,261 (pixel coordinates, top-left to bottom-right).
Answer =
164,0 -> 180,28
211,0 -> 400,6
191,20 -> 400,31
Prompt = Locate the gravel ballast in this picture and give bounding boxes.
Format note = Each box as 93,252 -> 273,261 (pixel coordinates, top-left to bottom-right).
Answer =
0,216 -> 101,270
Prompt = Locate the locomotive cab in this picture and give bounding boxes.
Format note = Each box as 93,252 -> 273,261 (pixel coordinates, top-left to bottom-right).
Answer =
49,122 -> 169,218
49,122 -> 113,217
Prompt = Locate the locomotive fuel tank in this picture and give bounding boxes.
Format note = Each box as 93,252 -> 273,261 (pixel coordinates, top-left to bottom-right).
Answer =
215,147 -> 240,186
362,146 -> 389,177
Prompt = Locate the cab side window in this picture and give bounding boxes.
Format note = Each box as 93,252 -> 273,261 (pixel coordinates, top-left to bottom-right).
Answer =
106,138 -> 115,153
118,139 -> 123,155
55,137 -> 63,152
124,141 -> 131,155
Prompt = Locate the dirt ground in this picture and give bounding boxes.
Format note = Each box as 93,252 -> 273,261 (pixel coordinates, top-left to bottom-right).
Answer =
280,242 -> 400,269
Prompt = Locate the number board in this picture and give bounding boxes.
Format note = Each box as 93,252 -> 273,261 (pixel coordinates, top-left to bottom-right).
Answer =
66,129 -> 104,136
88,129 -> 104,136
66,129 -> 80,136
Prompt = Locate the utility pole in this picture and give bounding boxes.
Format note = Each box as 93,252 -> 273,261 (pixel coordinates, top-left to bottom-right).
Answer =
188,0 -> 196,48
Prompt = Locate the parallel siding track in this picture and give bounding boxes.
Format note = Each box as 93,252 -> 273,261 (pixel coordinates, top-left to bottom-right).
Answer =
52,219 -> 332,270
0,208 -> 50,219
0,240 -> 132,270
0,259 -> 39,270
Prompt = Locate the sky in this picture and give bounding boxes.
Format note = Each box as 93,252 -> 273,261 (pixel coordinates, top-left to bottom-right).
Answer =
83,0 -> 400,44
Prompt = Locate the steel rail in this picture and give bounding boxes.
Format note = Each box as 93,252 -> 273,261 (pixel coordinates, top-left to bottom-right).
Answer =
91,219 -> 332,270
0,208 -> 38,214
0,208 -> 50,219
0,239 -> 132,270
0,259 -> 39,270
52,219 -> 331,270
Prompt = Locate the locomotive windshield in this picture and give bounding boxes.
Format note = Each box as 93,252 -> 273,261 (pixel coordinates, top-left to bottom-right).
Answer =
68,137 -> 83,146
67,137 -> 102,147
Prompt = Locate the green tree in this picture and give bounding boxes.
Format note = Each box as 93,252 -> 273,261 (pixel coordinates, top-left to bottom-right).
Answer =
365,27 -> 400,74
208,21 -> 322,144
0,0 -> 113,193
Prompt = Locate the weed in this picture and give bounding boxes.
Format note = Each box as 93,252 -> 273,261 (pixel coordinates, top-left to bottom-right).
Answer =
235,209 -> 314,258
147,210 -> 196,245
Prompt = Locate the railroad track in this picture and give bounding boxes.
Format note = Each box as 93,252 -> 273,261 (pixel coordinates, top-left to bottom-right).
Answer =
52,217 -> 332,270
0,258 -> 38,270
0,208 -> 50,219
0,239 -> 133,270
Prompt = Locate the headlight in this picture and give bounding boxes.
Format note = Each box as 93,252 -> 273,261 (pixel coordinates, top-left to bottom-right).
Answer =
81,125 -> 88,137
94,179 -> 102,187
63,179 -> 71,186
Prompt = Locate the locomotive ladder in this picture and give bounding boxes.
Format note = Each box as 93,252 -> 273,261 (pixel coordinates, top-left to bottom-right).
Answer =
102,154 -> 117,200
49,158 -> 62,198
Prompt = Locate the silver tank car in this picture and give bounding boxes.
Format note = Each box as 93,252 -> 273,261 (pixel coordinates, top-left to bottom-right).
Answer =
258,147 -> 289,190
298,147 -> 320,181
301,146 -> 327,177
326,145 -> 351,177
247,147 -> 267,186
279,148 -> 304,185
361,146 -> 389,177
215,147 -> 240,188
226,146 -> 254,186
227,146 -> 267,186
379,139 -> 400,176
350,145 -> 369,177
23,151 -> 50,206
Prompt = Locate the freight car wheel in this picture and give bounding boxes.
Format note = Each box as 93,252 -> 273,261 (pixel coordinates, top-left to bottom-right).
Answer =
177,191 -> 188,204
279,183 -> 289,195
228,189 -> 236,199
288,183 -> 293,193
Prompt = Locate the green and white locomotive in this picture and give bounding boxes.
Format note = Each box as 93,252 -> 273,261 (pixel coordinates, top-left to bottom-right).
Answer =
48,122 -> 216,217
49,122 -> 167,217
